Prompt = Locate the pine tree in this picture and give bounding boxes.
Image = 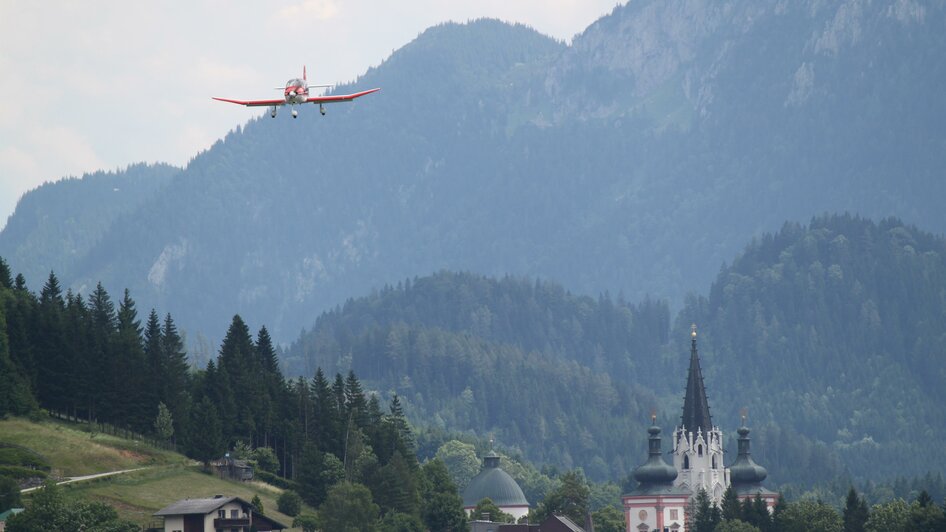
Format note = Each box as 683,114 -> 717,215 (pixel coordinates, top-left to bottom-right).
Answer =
693,488 -> 721,532
721,485 -> 742,522
374,450 -> 419,517
189,397 -> 223,467
255,325 -> 282,448
143,309 -> 164,416
111,289 -> 148,430
0,257 -> 13,289
843,486 -> 868,532
310,368 -> 339,453
161,313 -> 190,441
87,282 -> 116,422
35,272 -> 67,413
218,315 -> 257,441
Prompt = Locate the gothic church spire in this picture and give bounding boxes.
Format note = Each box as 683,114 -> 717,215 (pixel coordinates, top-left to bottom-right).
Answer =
681,325 -> 713,433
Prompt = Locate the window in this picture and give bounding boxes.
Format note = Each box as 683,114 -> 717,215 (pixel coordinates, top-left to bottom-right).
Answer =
698,444 -> 703,457
218,510 -> 225,518
231,509 -> 239,518
683,455 -> 690,469
670,509 -> 679,520
712,456 -> 717,469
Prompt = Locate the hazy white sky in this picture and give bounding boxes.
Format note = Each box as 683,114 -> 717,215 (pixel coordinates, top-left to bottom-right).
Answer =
0,0 -> 619,230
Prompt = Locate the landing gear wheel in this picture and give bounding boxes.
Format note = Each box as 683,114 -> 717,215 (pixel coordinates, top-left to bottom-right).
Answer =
270,107 -> 277,118
292,109 -> 298,118
320,104 -> 326,116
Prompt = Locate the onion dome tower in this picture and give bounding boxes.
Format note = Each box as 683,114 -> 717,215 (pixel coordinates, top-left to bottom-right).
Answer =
633,420 -> 679,488
462,451 -> 530,521
623,415 -> 689,531
672,325 -> 729,505
728,417 -> 779,510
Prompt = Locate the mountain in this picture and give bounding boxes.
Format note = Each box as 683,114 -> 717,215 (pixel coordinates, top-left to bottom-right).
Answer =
1,1 -> 945,343
674,213 -> 946,486
284,215 -> 946,488
0,163 -> 178,286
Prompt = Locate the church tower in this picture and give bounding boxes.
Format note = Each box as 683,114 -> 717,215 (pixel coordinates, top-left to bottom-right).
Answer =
623,415 -> 690,531
671,326 -> 730,505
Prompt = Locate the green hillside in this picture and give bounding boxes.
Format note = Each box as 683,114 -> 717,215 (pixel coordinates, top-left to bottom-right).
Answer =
0,417 -> 304,530
0,417 -> 184,477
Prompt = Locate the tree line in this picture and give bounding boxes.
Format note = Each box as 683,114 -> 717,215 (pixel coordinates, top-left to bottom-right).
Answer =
0,257 -> 467,530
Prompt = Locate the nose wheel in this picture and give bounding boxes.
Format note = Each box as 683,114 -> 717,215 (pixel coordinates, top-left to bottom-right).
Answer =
270,106 -> 277,118
320,104 -> 326,116
292,109 -> 298,119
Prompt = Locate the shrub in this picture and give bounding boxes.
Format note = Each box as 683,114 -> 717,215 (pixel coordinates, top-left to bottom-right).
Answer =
277,490 -> 302,517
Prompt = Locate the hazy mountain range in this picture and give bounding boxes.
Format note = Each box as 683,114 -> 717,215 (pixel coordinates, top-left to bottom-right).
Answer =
1,0 -> 944,345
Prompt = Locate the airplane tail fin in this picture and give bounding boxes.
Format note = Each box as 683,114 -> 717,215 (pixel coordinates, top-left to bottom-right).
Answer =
303,65 -> 307,82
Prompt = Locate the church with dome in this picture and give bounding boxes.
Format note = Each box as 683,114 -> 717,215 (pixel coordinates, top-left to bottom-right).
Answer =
462,451 -> 531,521
622,327 -> 779,531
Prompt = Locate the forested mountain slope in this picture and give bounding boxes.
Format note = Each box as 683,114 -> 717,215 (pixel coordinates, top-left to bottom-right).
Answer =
284,216 -> 946,488
0,163 -> 178,285
674,214 -> 946,486
1,1 -> 944,345
283,273 -> 671,481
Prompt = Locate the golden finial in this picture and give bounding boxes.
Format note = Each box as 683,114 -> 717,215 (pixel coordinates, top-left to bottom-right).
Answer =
740,407 -> 748,425
651,409 -> 657,424
691,323 -> 697,338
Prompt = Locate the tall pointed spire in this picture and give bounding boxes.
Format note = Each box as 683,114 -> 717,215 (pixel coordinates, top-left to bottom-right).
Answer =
681,324 -> 713,433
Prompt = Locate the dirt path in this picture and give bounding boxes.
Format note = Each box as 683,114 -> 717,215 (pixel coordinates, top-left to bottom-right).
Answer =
20,467 -> 150,493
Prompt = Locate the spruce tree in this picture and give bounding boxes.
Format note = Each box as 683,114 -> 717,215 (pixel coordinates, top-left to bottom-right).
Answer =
189,397 -> 223,467
0,257 -> 12,289
111,289 -> 148,430
721,485 -> 742,522
843,486 -> 868,532
143,309 -> 164,416
36,272 -> 67,413
310,368 -> 339,453
161,313 -> 190,441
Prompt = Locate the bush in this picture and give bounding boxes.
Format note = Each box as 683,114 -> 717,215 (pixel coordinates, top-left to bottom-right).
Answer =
277,490 -> 302,517
256,470 -> 300,491
0,466 -> 48,480
292,514 -> 319,532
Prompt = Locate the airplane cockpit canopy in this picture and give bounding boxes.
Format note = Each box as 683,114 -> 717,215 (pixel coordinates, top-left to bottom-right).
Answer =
286,79 -> 305,88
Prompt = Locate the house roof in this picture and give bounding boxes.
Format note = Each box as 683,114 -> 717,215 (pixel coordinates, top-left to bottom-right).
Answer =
154,495 -> 241,516
548,514 -> 587,532
154,496 -> 287,530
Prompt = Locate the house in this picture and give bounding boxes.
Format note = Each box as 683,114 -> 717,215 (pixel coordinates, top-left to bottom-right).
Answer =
209,455 -> 254,482
0,508 -> 25,532
153,495 -> 287,532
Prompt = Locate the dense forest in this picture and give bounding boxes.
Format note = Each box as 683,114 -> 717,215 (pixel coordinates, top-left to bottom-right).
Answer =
0,259 -> 465,530
281,215 -> 946,491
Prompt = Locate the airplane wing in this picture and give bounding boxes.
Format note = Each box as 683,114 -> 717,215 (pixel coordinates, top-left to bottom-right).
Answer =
306,88 -> 380,104
212,97 -> 286,107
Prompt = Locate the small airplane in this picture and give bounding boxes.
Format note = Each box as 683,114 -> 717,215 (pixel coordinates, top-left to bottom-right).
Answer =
213,67 -> 379,118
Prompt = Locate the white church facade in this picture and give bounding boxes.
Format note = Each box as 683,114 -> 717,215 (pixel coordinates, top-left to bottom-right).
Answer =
622,326 -> 779,532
